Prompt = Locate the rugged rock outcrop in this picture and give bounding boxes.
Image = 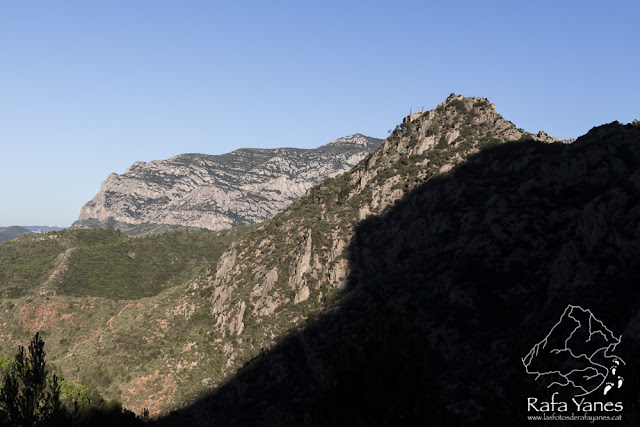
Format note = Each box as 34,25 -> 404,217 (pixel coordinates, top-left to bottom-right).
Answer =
163,94 -> 633,425
72,134 -> 382,235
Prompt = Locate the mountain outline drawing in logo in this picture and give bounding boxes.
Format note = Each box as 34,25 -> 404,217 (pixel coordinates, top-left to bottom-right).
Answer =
522,304 -> 625,397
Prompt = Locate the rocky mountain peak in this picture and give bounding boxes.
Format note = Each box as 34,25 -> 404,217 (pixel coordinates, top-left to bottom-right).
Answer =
166,100 -> 640,424
195,94 -> 563,343
326,133 -> 379,147
346,95 -> 556,216
72,134 -> 382,235
124,161 -> 146,174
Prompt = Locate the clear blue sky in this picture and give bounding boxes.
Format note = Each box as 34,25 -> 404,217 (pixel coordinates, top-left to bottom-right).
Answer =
1,1 -> 638,227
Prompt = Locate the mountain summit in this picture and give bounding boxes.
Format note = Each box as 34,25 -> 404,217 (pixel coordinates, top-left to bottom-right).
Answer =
72,134 -> 382,235
159,97 -> 640,424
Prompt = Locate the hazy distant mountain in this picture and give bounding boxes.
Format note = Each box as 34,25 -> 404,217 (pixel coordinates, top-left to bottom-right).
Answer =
22,226 -> 66,232
0,226 -> 33,242
0,226 -> 65,242
72,134 -> 382,236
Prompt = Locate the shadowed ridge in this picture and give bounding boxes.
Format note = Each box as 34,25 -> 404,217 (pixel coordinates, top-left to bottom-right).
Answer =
156,122 -> 640,425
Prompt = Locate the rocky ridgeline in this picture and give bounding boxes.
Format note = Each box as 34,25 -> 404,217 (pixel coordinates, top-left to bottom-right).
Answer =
199,94 -> 557,339
72,134 -> 382,235
156,100 -> 640,424
157,95 -> 602,424
350,94 -> 555,216
339,119 -> 640,422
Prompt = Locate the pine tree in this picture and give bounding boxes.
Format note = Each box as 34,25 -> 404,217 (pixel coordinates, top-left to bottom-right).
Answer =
0,332 -> 66,426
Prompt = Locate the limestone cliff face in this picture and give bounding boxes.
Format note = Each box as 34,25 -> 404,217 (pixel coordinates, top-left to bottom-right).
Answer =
72,134 -> 382,235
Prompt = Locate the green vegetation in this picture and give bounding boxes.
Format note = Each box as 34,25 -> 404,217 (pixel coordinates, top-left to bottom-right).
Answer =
518,132 -> 536,142
0,332 -> 146,426
0,332 -> 66,425
0,227 -> 33,243
0,226 -> 253,300
448,98 -> 468,113
0,234 -> 63,298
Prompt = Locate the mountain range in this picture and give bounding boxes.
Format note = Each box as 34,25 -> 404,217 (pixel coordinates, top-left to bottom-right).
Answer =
2,95 -> 640,425
72,134 -> 382,236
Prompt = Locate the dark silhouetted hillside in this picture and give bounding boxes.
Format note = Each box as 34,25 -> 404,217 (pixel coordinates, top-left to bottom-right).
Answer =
158,121 -> 640,425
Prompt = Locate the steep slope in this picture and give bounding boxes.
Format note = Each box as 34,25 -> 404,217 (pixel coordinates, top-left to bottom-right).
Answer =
194,94 -> 555,342
153,95 -> 561,422
72,134 -> 382,235
0,226 -> 254,415
159,104 -> 640,425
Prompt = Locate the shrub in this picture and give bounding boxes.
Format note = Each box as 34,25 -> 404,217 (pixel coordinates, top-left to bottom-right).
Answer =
0,333 -> 147,426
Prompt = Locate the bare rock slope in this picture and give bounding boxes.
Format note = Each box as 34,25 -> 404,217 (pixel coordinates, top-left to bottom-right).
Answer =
72,134 -> 382,235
